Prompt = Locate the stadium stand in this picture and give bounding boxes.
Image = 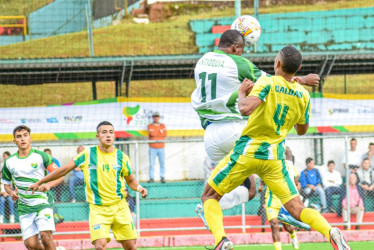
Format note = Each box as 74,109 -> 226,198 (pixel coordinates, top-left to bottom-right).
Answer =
190,7 -> 374,53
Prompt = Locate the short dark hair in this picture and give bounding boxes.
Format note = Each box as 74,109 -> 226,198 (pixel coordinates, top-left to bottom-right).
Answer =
279,45 -> 302,74
306,157 -> 313,165
218,29 -> 244,48
96,121 -> 114,132
327,160 -> 335,165
362,157 -> 369,162
369,142 -> 374,146
13,125 -> 31,137
44,148 -> 52,154
3,151 -> 10,157
350,138 -> 357,142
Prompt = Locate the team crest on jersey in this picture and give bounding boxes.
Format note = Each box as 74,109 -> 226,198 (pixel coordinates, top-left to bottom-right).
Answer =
31,163 -> 38,169
45,214 -> 51,219
93,224 -> 101,230
88,164 -> 97,169
112,164 -> 121,171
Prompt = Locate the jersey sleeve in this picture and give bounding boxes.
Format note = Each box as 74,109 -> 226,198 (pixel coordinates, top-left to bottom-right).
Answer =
229,55 -> 265,82
1,162 -> 12,185
248,76 -> 271,101
297,94 -> 311,125
74,150 -> 87,168
122,155 -> 133,177
41,151 -> 54,168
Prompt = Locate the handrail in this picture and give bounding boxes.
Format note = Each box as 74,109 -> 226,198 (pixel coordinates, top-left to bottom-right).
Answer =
0,16 -> 27,36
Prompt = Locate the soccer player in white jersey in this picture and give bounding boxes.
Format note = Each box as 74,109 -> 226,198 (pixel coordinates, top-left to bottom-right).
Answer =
191,30 -> 320,222
2,125 -> 64,250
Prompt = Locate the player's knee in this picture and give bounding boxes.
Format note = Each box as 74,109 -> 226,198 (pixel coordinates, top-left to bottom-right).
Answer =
270,219 -> 279,229
94,240 -> 107,250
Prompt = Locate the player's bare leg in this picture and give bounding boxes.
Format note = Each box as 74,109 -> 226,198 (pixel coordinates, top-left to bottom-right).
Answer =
93,238 -> 108,250
24,235 -> 44,250
119,239 -> 137,250
39,231 -> 56,250
269,218 -> 281,246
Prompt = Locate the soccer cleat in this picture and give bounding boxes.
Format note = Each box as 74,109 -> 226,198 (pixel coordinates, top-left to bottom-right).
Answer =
278,207 -> 311,230
290,234 -> 299,249
195,203 -> 210,231
329,227 -> 351,250
214,237 -> 234,250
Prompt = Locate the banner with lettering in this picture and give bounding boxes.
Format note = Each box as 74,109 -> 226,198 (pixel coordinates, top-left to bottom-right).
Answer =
0,95 -> 373,141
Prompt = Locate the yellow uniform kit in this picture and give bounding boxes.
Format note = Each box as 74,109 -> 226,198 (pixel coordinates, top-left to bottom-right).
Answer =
265,160 -> 299,221
208,75 -> 310,205
74,146 -> 137,242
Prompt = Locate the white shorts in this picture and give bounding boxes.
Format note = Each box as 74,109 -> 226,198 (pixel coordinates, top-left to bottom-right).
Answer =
204,120 -> 247,165
19,207 -> 55,240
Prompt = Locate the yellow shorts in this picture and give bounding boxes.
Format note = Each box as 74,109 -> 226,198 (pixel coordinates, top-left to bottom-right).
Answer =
208,152 -> 299,205
89,198 -> 137,243
265,189 -> 282,221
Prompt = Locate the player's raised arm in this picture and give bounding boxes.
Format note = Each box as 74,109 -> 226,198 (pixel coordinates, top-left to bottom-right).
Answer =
27,159 -> 77,193
238,78 -> 262,116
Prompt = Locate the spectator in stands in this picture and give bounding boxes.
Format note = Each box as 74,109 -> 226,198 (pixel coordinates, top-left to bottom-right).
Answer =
68,145 -> 85,203
44,148 -> 64,202
342,173 -> 364,230
148,112 -> 167,183
342,138 -> 362,175
362,142 -> 374,169
0,151 -> 14,223
322,160 -> 343,214
357,158 -> 374,209
300,157 -> 328,213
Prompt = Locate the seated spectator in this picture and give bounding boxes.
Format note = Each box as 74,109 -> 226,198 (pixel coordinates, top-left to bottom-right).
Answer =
44,148 -> 64,202
342,138 -> 362,174
299,157 -> 328,213
0,151 -> 14,223
356,158 -> 374,210
322,160 -> 343,213
68,146 -> 85,203
362,142 -> 374,169
342,173 -> 364,230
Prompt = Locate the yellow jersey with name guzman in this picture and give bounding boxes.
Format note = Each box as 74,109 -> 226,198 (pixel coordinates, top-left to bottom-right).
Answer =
74,146 -> 132,206
234,75 -> 311,160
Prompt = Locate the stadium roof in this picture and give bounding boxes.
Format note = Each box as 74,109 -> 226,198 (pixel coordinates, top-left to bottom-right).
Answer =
0,51 -> 373,97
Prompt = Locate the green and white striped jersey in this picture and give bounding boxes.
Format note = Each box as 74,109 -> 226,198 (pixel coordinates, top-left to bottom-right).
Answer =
191,50 -> 266,129
1,149 -> 54,216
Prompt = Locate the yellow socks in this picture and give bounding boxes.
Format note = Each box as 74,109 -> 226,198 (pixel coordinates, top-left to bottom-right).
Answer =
203,199 -> 226,246
274,241 -> 282,250
289,230 -> 296,239
300,208 -> 332,240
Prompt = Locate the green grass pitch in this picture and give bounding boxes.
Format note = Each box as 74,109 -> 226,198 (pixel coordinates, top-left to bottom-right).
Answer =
99,241 -> 374,249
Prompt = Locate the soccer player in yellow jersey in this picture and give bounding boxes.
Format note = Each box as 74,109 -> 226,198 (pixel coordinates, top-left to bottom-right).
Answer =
28,121 -> 148,250
201,45 -> 350,250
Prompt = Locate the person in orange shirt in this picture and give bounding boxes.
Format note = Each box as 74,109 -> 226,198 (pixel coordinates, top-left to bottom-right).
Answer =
148,112 -> 167,183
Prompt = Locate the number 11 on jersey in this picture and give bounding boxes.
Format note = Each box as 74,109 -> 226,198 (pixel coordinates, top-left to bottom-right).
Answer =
199,72 -> 217,102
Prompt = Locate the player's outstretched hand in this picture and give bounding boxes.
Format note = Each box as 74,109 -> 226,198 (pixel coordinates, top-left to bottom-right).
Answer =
38,184 -> 50,192
27,183 -> 40,194
294,74 -> 320,87
239,78 -> 254,96
139,187 -> 148,198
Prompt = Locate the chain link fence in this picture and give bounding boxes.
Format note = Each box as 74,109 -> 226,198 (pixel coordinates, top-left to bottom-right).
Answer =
1,134 -> 374,239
